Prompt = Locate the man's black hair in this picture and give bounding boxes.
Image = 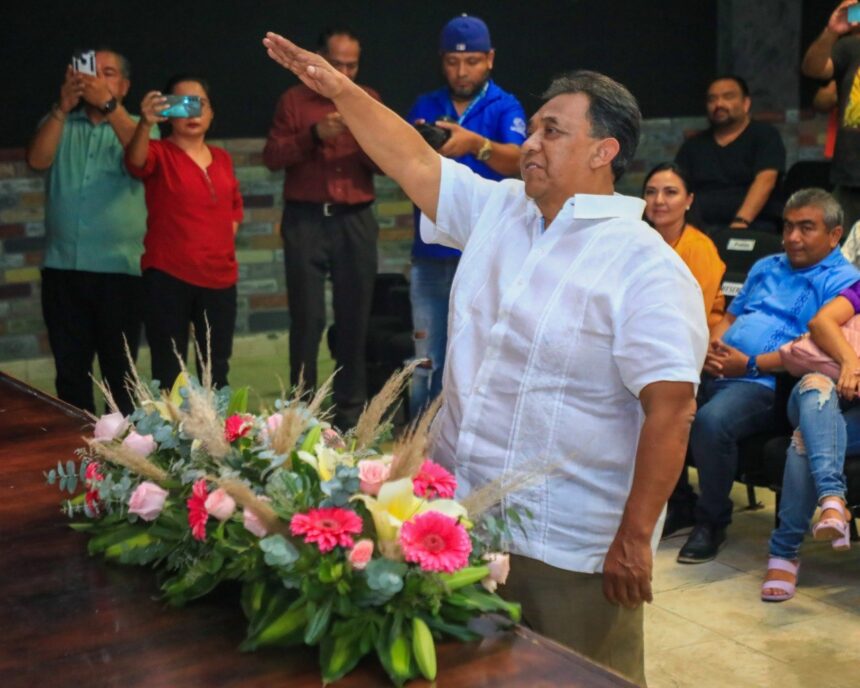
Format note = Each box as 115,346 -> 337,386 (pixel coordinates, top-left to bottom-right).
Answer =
708,74 -> 750,98
316,27 -> 360,51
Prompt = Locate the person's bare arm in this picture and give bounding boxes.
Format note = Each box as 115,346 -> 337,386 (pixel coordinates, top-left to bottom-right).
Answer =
263,32 -> 441,222
26,66 -> 83,170
126,91 -> 167,169
801,1 -> 858,79
809,295 -> 860,398
603,381 -> 696,608
730,170 -> 779,228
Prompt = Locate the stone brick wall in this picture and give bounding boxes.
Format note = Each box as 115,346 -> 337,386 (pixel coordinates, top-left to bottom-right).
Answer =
0,110 -> 830,364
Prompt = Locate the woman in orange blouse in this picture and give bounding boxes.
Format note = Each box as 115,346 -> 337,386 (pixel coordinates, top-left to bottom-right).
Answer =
643,162 -> 726,330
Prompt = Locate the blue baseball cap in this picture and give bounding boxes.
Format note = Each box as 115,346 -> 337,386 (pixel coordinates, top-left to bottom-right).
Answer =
439,14 -> 492,53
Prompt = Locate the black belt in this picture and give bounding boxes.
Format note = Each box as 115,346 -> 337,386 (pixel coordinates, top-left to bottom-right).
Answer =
285,200 -> 373,217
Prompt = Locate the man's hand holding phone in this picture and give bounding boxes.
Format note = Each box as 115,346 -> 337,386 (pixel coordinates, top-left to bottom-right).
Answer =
58,65 -> 85,115
830,1 -> 860,35
314,112 -> 347,140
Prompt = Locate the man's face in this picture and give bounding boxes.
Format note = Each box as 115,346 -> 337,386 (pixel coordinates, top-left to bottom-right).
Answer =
782,205 -> 842,268
321,34 -> 360,81
706,79 -> 749,127
442,50 -> 494,100
521,93 -> 606,209
95,51 -> 130,102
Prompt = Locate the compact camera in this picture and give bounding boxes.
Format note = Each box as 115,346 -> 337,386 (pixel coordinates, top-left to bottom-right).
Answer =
415,116 -> 455,150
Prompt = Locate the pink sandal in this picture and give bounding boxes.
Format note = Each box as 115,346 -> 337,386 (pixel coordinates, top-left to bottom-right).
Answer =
761,557 -> 799,602
812,497 -> 851,551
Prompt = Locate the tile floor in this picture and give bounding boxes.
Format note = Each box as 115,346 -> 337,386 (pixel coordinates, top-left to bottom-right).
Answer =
5,333 -> 859,688
647,483 -> 860,688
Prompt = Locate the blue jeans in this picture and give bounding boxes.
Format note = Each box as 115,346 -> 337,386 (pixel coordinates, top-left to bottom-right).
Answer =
769,375 -> 858,560
409,257 -> 459,418
690,377 -> 778,528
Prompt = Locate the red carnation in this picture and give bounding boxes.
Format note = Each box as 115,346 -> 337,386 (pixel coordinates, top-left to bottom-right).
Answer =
413,459 -> 457,499
187,479 -> 209,541
290,507 -> 363,553
224,414 -> 253,442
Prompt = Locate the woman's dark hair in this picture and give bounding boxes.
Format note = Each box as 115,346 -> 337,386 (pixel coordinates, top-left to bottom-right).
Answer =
158,74 -> 212,137
642,161 -> 692,196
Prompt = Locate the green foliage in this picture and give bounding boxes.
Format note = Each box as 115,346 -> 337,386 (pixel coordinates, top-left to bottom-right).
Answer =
320,465 -> 360,507
259,534 -> 299,567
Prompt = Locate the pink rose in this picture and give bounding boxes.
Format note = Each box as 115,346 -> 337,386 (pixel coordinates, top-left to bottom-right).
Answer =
323,428 -> 346,449
348,539 -> 374,570
358,459 -> 391,496
481,552 -> 511,593
93,412 -> 129,442
122,431 -> 157,457
264,413 -> 283,439
243,496 -> 271,538
204,488 -> 237,521
128,481 -> 168,521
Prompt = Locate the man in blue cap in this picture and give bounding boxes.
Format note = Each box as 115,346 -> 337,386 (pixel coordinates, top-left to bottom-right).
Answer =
407,14 -> 527,418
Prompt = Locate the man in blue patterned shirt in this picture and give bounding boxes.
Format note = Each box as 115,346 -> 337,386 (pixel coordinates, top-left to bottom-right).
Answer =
678,188 -> 860,563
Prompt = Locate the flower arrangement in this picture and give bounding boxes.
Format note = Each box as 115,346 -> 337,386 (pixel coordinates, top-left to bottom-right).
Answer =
47,362 -> 528,686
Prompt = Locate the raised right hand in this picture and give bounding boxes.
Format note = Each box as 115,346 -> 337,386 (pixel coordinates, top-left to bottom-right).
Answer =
829,0 -> 860,35
140,91 -> 169,126
263,32 -> 349,100
59,66 -> 84,114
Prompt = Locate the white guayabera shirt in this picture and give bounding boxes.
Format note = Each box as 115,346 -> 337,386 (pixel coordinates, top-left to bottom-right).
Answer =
422,157 -> 709,573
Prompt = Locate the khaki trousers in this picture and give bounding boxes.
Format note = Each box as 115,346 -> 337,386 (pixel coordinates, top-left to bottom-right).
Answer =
501,554 -> 646,687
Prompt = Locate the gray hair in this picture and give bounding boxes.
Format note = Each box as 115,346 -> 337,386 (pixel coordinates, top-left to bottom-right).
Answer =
784,188 -> 843,230
542,70 -> 641,181
96,46 -> 131,79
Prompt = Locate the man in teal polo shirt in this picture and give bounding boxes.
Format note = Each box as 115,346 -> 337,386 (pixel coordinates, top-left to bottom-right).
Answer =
26,49 -> 155,415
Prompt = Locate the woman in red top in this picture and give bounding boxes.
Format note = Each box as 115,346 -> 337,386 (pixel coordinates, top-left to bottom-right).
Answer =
126,75 -> 243,389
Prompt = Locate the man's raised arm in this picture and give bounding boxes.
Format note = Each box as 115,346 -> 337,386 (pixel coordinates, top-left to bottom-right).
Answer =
263,32 -> 442,222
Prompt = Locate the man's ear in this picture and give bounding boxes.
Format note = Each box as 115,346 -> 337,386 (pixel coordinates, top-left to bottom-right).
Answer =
831,224 -> 844,247
592,137 -> 620,171
486,49 -> 496,70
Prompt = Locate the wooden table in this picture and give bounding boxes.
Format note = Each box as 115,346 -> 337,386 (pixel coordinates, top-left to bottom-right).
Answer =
0,372 -> 635,687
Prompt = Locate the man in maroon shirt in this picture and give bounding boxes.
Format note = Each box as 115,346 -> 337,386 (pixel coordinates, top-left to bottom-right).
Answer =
263,26 -> 381,429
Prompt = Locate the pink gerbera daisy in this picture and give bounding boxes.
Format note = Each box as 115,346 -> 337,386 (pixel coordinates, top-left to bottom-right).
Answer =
290,507 -> 363,553
187,479 -> 209,541
413,459 -> 457,499
399,510 -> 471,573
84,461 -> 105,517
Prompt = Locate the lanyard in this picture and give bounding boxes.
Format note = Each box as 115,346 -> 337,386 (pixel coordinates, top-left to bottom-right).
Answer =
450,81 -> 489,125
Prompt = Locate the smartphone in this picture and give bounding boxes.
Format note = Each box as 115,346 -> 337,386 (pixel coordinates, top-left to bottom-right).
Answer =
848,4 -> 860,23
71,50 -> 96,76
159,95 -> 202,118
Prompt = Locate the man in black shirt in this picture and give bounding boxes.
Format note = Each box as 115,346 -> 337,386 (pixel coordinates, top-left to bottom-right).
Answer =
676,75 -> 786,233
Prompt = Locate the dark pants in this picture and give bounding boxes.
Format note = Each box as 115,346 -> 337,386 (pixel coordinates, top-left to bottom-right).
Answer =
689,377 -> 777,528
281,202 -> 378,429
142,269 -> 236,390
41,268 -> 142,415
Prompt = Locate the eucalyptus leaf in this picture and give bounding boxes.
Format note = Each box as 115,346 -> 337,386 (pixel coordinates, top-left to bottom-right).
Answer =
259,534 -> 299,568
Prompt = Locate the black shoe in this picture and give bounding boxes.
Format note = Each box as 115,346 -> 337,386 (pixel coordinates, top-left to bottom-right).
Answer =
677,524 -> 726,564
661,505 -> 696,539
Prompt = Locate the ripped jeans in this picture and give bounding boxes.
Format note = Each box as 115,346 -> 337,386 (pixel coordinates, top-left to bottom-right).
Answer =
409,257 -> 459,419
769,373 -> 860,560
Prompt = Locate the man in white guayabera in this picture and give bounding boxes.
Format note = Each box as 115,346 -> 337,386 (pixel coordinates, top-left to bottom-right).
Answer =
263,32 -> 707,686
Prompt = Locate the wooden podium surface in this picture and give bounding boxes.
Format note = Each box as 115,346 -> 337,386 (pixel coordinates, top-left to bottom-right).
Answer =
0,372 -> 635,687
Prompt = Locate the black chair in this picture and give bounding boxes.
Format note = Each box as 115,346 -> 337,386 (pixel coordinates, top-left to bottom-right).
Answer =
327,273 -> 414,426
782,160 -> 833,199
710,228 -> 784,308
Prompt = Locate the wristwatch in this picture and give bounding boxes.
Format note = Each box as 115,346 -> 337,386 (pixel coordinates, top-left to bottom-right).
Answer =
745,355 -> 761,378
100,98 -> 118,115
476,138 -> 493,161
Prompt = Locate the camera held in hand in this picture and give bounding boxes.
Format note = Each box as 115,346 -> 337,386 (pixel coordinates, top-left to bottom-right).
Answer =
415,116 -> 455,150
